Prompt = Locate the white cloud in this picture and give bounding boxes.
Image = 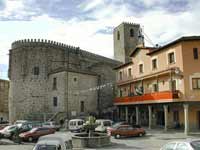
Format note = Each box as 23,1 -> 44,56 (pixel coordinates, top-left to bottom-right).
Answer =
0,0 -> 24,18
137,0 -> 168,7
79,0 -> 104,11
1,0 -> 200,79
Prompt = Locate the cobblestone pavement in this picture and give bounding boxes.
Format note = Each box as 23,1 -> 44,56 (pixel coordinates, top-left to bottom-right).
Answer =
0,129 -> 200,150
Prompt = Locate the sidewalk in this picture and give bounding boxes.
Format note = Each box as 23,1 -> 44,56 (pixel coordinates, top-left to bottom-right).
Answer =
144,127 -> 200,139
0,139 -> 17,145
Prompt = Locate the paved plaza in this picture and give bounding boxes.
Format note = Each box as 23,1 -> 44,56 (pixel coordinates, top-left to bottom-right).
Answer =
0,129 -> 200,150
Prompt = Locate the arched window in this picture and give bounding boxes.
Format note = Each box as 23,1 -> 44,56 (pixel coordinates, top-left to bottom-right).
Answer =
117,31 -> 120,40
130,28 -> 134,37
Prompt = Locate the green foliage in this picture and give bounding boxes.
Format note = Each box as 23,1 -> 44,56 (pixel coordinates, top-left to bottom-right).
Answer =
83,116 -> 98,133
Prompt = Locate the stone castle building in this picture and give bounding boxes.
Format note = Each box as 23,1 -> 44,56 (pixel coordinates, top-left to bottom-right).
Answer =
8,39 -> 120,122
0,79 -> 9,122
8,22 -> 143,122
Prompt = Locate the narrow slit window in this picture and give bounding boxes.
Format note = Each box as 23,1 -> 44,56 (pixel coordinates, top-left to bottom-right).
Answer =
33,67 -> 39,75
53,97 -> 58,107
130,29 -> 134,37
53,77 -> 57,90
117,31 -> 120,40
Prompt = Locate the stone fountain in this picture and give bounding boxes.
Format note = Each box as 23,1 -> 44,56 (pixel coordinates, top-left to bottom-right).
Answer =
72,116 -> 111,148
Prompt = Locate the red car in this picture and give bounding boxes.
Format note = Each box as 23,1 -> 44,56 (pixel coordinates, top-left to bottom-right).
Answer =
0,124 -> 8,130
19,127 -> 55,142
108,125 -> 145,139
107,122 -> 129,134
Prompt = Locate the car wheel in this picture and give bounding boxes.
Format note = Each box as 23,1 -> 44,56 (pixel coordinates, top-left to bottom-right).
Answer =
115,134 -> 121,139
138,133 -> 143,137
28,137 -> 33,142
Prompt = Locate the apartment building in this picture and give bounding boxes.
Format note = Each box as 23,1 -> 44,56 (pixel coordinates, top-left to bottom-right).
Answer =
114,36 -> 200,134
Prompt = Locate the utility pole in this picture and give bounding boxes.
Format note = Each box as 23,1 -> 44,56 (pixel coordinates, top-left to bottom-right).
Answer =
97,75 -> 101,117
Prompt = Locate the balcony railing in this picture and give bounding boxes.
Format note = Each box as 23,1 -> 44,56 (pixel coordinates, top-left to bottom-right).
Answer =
117,67 -> 181,86
114,91 -> 179,105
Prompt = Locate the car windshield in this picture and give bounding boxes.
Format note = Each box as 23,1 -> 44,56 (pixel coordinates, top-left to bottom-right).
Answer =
30,128 -> 38,132
7,126 -> 17,130
15,121 -> 27,124
44,123 -> 51,125
103,121 -> 111,126
191,140 -> 200,150
112,122 -> 123,128
36,145 -> 58,150
78,121 -> 83,125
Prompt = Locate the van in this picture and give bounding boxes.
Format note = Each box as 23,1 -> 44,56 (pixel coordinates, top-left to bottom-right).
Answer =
95,119 -> 113,133
43,121 -> 60,131
68,119 -> 84,132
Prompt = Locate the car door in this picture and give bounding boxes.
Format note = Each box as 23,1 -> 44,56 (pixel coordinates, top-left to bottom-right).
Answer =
120,126 -> 130,136
115,126 -> 124,136
34,128 -> 43,138
41,128 -> 50,136
127,126 -> 135,136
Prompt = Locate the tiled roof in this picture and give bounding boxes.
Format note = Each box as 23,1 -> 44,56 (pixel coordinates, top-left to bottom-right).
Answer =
130,46 -> 156,57
148,36 -> 200,55
113,62 -> 133,70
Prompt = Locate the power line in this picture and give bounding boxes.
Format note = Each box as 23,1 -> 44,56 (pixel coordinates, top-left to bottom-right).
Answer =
141,30 -> 156,47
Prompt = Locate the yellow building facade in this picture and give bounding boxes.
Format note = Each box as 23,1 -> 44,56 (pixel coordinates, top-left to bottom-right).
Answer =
114,36 -> 200,134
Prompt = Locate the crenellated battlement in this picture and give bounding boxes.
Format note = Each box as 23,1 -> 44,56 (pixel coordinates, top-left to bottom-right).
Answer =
11,39 -> 79,50
122,22 -> 140,26
11,39 -> 119,65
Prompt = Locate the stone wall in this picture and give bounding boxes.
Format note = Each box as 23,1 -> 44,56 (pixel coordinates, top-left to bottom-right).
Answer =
113,22 -> 144,63
9,39 -> 120,122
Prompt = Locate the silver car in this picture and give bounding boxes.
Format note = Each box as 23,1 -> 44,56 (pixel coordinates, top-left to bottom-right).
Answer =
33,134 -> 72,150
160,140 -> 200,150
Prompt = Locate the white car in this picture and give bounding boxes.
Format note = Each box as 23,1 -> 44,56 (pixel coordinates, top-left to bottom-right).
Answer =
68,119 -> 84,132
43,121 -> 60,131
14,120 -> 29,125
160,140 -> 200,150
33,134 -> 72,150
0,125 -> 17,138
95,119 -> 113,133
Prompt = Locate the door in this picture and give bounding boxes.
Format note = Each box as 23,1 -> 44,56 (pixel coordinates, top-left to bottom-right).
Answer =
157,111 -> 164,126
117,126 -> 128,136
198,111 -> 200,129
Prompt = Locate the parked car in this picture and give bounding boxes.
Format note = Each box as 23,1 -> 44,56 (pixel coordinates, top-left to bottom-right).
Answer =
95,119 -> 113,133
0,124 -> 9,130
33,133 -> 72,150
0,125 -> 18,138
14,120 -> 29,127
43,121 -> 60,131
68,119 -> 84,132
19,127 -> 55,142
108,125 -> 145,139
0,123 -> 34,139
160,140 -> 200,150
107,121 -> 129,133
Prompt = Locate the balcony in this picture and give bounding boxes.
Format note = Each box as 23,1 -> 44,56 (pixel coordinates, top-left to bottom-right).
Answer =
114,91 -> 179,105
116,67 -> 181,86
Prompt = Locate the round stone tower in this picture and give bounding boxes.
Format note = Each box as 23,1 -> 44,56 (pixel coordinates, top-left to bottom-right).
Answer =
8,39 -> 70,123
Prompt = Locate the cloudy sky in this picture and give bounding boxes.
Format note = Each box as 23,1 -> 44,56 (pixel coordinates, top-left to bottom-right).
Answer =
0,0 -> 199,79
